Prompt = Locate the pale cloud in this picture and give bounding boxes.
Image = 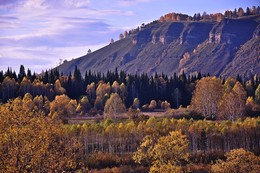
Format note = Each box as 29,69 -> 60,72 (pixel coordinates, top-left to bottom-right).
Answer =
20,0 -> 91,11
0,0 -> 125,68
0,16 -> 114,47
0,0 -> 91,10
0,0 -> 123,73
0,0 -> 20,6
0,16 -> 20,29
117,0 -> 152,7
0,44 -> 107,72
0,16 -> 18,20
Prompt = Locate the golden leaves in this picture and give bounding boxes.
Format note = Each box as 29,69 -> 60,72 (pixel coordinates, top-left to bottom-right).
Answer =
0,99 -> 82,172
211,148 -> 260,173
133,130 -> 189,173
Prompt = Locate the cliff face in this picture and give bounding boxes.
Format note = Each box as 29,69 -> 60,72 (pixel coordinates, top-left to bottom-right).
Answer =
57,15 -> 260,79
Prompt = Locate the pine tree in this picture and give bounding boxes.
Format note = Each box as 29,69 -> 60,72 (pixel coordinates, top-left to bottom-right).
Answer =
18,65 -> 26,82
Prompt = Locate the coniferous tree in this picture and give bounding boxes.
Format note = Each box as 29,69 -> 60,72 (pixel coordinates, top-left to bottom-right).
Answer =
18,65 -> 26,82
43,70 -> 49,84
246,7 -> 251,16
27,68 -> 32,81
49,70 -> 55,84
0,71 -> 4,83
238,7 -> 245,17
71,66 -> 83,99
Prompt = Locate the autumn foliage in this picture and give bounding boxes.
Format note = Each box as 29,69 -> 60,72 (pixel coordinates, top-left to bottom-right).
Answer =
212,148 -> 260,173
0,98 -> 85,172
0,65 -> 260,172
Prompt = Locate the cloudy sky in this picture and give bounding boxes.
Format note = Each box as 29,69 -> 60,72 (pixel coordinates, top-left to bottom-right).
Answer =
0,0 -> 258,73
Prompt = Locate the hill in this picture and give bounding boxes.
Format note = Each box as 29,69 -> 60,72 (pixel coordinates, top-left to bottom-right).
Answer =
57,15 -> 260,79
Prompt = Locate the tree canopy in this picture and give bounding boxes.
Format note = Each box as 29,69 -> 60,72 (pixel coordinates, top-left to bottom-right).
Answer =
191,77 -> 223,119
104,93 -> 126,119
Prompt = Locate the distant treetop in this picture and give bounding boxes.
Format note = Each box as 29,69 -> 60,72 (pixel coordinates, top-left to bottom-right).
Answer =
158,6 -> 260,23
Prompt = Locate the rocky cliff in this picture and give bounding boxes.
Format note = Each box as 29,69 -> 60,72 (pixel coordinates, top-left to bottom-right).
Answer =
57,15 -> 260,79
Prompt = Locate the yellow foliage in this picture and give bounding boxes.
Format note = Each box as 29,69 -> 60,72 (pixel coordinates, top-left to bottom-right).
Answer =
150,161 -> 183,173
191,77 -> 224,119
133,130 -> 189,172
49,94 -> 76,119
104,93 -> 126,119
211,148 -> 260,173
0,98 -> 82,172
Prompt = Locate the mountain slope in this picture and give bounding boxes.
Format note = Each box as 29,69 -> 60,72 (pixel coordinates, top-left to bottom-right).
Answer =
57,15 -> 260,79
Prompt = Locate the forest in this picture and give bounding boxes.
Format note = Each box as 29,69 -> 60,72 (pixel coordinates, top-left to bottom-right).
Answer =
0,65 -> 260,172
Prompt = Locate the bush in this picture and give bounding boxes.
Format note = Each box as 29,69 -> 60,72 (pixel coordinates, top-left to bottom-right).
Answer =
190,150 -> 225,164
88,166 -> 149,173
141,104 -> 149,112
148,100 -> 157,111
127,107 -> 140,119
165,108 -> 204,120
87,152 -> 121,169
188,164 -> 211,173
135,114 -> 150,123
88,108 -> 103,117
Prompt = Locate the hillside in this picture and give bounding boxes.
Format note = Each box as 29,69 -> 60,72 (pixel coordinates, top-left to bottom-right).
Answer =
57,15 -> 260,79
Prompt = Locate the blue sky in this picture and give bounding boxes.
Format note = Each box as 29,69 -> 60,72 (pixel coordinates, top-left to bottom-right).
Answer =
0,0 -> 259,73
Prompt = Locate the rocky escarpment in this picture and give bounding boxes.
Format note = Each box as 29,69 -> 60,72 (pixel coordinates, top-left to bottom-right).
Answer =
57,15 -> 260,79
209,18 -> 257,44
220,23 -> 260,78
253,24 -> 260,38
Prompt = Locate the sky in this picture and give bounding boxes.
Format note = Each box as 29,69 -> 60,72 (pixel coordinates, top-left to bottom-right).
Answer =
0,0 -> 259,73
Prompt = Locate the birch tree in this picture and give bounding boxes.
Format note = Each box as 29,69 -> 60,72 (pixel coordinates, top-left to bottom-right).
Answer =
104,93 -> 126,119
191,77 -> 223,119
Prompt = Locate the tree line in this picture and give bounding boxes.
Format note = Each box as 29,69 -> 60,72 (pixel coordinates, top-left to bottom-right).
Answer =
1,65 -> 259,105
0,65 -> 200,107
1,65 -> 260,118
158,6 -> 260,23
